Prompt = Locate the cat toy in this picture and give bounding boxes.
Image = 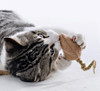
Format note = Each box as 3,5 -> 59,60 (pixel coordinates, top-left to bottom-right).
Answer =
59,34 -> 96,73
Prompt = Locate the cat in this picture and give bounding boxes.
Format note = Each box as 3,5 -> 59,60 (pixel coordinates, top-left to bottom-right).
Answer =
0,10 -> 86,82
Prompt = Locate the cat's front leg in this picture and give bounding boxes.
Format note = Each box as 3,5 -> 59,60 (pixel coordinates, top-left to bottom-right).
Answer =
56,33 -> 86,70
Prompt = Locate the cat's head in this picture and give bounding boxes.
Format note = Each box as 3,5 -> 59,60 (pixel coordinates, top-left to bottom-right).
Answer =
4,29 -> 60,82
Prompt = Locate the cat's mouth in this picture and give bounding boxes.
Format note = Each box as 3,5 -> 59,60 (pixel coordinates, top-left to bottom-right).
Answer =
50,43 -> 55,48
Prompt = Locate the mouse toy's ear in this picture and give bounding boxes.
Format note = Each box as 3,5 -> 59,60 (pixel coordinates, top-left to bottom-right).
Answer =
4,37 -> 24,57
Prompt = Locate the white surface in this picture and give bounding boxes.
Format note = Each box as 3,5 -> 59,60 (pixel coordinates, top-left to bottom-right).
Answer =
0,0 -> 100,91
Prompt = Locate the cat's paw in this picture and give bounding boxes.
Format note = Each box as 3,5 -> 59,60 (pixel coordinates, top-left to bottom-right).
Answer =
69,33 -> 86,49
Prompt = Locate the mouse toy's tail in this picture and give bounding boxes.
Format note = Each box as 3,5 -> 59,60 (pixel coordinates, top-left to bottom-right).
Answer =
76,59 -> 96,74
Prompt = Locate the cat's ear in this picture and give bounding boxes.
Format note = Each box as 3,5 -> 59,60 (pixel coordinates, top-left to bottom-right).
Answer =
4,38 -> 24,55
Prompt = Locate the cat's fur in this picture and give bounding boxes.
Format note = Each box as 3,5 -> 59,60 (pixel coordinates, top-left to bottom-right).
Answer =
0,10 -> 86,82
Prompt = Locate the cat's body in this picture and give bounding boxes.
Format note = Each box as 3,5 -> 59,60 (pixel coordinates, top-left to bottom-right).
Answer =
0,10 -> 86,82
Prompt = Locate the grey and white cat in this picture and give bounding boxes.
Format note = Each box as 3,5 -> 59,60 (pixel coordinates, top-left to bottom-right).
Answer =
0,10 -> 86,82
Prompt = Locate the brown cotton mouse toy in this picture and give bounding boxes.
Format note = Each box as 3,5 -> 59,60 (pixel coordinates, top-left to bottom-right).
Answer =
59,34 -> 81,61
59,34 -> 96,73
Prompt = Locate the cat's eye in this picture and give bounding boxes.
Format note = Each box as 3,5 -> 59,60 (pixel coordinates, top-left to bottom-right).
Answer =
38,34 -> 43,38
38,33 -> 49,38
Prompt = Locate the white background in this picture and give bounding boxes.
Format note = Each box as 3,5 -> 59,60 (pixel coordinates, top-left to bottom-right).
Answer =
0,0 -> 100,91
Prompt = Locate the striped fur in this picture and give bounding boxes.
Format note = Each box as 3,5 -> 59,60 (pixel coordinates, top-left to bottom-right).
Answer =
0,10 -> 59,82
6,31 -> 58,82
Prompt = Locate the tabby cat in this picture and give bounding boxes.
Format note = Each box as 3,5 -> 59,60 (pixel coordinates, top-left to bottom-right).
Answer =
0,10 -> 85,82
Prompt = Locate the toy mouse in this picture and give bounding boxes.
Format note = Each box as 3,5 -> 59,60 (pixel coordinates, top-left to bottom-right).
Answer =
59,34 -> 96,73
